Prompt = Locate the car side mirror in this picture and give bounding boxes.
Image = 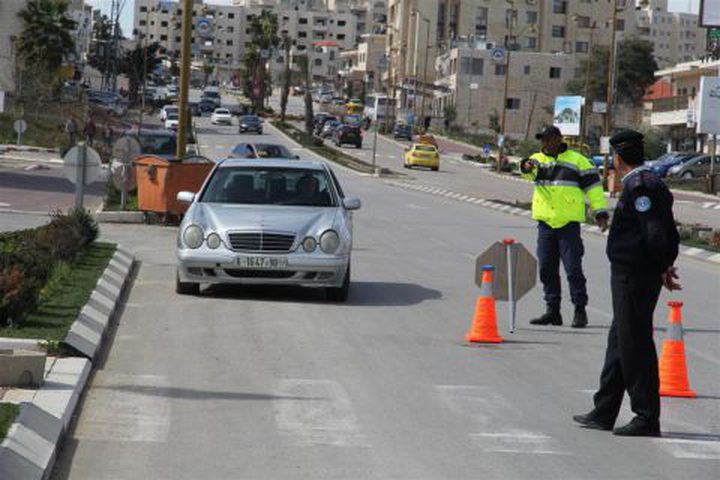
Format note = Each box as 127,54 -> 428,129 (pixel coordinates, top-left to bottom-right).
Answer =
343,197 -> 361,210
294,155 -> 300,159
177,191 -> 196,203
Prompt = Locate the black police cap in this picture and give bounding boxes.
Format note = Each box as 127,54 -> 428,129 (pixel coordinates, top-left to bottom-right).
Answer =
535,126 -> 562,140
610,129 -> 645,165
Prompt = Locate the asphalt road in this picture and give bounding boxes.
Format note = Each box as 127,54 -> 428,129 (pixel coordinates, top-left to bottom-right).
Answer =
269,95 -> 720,229
43,106 -> 720,479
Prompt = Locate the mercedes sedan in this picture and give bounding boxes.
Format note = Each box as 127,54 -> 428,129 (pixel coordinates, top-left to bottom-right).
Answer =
175,159 -> 361,301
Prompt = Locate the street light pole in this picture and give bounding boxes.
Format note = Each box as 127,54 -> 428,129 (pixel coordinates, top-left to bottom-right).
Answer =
412,10 -> 421,128
578,20 -> 596,148
420,15 -> 431,133
602,0 -> 620,185
497,4 -> 515,173
176,0 -> 193,159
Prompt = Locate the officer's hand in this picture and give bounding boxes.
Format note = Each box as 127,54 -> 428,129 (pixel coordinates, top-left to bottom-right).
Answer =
661,266 -> 682,291
596,215 -> 609,232
520,158 -> 536,173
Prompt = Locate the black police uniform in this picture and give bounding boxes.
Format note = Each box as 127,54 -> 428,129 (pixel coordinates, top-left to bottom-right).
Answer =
591,158 -> 679,429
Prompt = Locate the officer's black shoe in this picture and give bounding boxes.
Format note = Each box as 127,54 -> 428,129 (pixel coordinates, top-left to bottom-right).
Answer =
571,306 -> 588,328
613,417 -> 661,437
573,412 -> 614,431
530,308 -> 562,326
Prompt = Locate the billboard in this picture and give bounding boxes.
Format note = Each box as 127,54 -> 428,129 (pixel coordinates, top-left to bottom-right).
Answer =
696,76 -> 720,135
553,96 -> 583,137
700,0 -> 720,27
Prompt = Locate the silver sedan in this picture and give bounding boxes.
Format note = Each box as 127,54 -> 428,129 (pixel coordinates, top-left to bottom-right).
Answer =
175,159 -> 361,301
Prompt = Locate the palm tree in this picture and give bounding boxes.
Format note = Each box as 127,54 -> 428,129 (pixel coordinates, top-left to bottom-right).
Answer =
17,0 -> 77,72
120,42 -> 163,104
244,11 -> 280,112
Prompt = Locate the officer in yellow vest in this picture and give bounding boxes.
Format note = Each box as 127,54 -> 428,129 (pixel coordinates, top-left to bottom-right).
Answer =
520,126 -> 609,328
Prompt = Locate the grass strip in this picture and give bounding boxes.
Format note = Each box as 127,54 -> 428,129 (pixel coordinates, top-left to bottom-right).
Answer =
104,184 -> 139,211
0,403 -> 21,442
271,120 -> 393,175
0,242 -> 117,340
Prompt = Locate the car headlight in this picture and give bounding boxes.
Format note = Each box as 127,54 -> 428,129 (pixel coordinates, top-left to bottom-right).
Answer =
319,230 -> 340,254
206,232 -> 222,249
183,225 -> 204,249
669,165 -> 682,174
302,236 -> 317,252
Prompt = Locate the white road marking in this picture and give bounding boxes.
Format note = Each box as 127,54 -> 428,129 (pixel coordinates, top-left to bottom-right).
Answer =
273,379 -> 369,447
0,202 -> 10,208
471,431 -> 572,455
73,374 -> 171,443
654,438 -> 720,460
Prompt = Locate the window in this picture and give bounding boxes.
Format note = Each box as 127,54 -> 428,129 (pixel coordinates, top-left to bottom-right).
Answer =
299,18 -> 308,25
314,59 -> 322,66
549,67 -> 562,79
140,6 -> 147,12
475,6 -> 488,36
495,64 -> 506,75
506,98 -> 521,110
338,20 -> 346,27
139,19 -> 147,26
575,16 -> 590,28
552,26 -> 565,38
337,34 -> 346,40
526,11 -> 537,24
226,26 -> 234,33
575,41 -> 589,53
505,9 -> 517,28
526,36 -> 537,49
523,65 -> 531,75
616,19 -> 625,31
553,0 -> 568,14
460,57 -> 483,75
298,31 -> 307,38
160,34 -> 168,41
161,21 -> 168,27
226,40 -> 233,46
228,13 -> 234,19
175,36 -> 181,43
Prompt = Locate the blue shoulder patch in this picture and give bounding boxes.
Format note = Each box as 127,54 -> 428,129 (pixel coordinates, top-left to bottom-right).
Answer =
634,195 -> 652,213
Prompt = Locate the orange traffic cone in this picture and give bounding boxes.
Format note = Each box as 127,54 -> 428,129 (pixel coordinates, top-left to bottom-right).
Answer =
658,301 -> 696,398
466,265 -> 503,343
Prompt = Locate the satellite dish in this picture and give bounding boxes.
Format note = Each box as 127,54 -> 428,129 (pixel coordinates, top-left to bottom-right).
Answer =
111,160 -> 137,192
112,135 -> 141,165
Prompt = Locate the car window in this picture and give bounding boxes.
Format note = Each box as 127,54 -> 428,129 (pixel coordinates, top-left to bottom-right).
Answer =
201,167 -> 336,207
215,109 -> 229,114
327,167 -> 345,199
415,145 -> 437,152
167,114 -> 179,120
254,144 -> 293,158
231,144 -> 253,158
138,134 -> 176,155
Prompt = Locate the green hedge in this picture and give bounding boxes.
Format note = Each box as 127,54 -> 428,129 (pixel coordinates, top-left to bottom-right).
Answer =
0,210 -> 99,327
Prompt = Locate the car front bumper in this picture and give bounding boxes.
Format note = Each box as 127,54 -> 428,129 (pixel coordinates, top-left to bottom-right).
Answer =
408,156 -> 439,167
177,248 -> 349,288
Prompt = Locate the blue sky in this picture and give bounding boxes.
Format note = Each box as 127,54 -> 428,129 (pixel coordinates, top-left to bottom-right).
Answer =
87,0 -> 702,39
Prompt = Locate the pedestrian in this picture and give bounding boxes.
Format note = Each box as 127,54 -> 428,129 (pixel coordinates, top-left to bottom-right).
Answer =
65,117 -> 78,145
520,126 -> 609,328
574,129 -> 680,437
83,118 -> 97,146
103,125 -> 114,149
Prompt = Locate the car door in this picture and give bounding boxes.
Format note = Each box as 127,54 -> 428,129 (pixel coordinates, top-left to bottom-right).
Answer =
692,156 -> 710,176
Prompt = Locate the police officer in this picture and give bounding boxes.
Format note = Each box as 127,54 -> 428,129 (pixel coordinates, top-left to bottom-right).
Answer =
520,126 -> 609,328
574,130 -> 680,437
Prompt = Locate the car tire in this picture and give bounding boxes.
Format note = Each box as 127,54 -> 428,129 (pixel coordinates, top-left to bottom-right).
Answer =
431,167 -> 439,171
681,171 -> 694,179
356,143 -> 362,149
326,265 -> 350,302
258,129 -> 263,134
176,271 -> 199,295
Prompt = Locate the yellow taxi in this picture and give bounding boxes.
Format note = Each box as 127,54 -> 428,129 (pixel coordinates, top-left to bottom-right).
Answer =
346,98 -> 364,115
404,143 -> 440,171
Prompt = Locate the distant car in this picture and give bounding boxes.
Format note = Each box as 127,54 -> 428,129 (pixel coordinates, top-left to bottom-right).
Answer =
667,154 -> 714,179
165,84 -> 179,100
230,143 -> 299,160
333,125 -> 362,149
393,124 -> 413,141
175,159 -> 361,301
201,89 -> 221,107
645,152 -> 699,177
313,113 -> 335,133
320,94 -> 333,104
211,108 -> 233,125
189,102 -> 201,117
417,134 -> 438,149
342,114 -> 363,127
320,120 -> 341,138
165,113 -> 179,130
404,143 -> 440,171
238,115 -> 263,134
331,97 -> 346,106
198,100 -> 216,115
292,86 -> 305,95
160,105 -> 178,121
134,128 -> 178,160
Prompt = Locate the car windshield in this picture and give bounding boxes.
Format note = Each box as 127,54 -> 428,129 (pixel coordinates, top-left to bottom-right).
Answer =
167,114 -> 179,120
241,116 -> 260,123
201,167 -> 336,207
203,91 -> 219,98
254,144 -> 294,158
138,134 -> 176,155
215,109 -> 229,115
415,145 -> 437,152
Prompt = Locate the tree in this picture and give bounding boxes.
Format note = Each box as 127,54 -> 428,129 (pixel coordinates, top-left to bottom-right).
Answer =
443,104 -> 457,130
88,14 -> 114,76
488,109 -> 501,134
17,0 -> 77,72
243,11 -> 280,112
280,36 -> 291,122
296,55 -> 314,134
119,42 -> 163,104
566,38 -> 658,106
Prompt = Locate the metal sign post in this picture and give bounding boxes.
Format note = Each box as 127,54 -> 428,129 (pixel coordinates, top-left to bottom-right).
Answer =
504,239 -> 516,333
14,119 -> 27,146
75,143 -> 87,209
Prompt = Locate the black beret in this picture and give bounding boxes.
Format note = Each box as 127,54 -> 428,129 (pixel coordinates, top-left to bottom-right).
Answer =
610,129 -> 645,165
535,125 -> 562,140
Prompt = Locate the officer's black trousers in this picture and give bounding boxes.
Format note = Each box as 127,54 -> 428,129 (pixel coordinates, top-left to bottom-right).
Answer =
592,272 -> 662,423
537,221 -> 588,308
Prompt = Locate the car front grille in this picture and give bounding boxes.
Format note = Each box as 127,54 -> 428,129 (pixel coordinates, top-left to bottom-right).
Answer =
224,269 -> 296,279
227,232 -> 296,253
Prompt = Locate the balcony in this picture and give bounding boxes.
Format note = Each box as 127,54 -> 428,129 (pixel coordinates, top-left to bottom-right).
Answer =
651,95 -> 690,126
652,95 -> 689,112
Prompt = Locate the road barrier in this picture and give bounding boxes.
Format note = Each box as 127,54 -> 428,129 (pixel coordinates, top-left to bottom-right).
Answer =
658,301 -> 696,398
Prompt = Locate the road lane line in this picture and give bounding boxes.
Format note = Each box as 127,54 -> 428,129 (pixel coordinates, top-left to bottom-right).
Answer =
654,438 -> 720,460
470,431 -> 573,456
273,379 -> 370,448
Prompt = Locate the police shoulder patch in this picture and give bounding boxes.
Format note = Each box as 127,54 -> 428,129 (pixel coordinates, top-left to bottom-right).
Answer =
634,195 -> 652,212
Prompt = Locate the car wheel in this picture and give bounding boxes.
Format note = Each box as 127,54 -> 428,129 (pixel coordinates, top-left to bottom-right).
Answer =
681,171 -> 694,179
432,167 -> 439,171
326,265 -> 350,302
258,129 -> 263,134
176,271 -> 199,295
356,143 -> 362,149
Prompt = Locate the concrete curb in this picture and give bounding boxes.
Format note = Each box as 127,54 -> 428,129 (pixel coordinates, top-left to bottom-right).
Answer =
0,145 -> 60,154
0,358 -> 91,480
0,245 -> 135,479
64,245 -> 135,360
95,210 -> 145,224
385,180 -> 720,266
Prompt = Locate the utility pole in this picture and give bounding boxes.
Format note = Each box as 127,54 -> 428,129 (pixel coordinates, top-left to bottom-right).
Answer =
497,3 -> 515,173
420,15 -> 431,133
176,0 -> 194,159
412,10 -> 421,129
602,0 -> 620,185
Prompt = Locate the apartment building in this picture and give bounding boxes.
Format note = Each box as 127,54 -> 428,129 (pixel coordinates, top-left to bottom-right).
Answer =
338,33 -> 386,92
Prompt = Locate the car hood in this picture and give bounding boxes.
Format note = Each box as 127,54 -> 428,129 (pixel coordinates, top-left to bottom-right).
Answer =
188,203 -> 339,238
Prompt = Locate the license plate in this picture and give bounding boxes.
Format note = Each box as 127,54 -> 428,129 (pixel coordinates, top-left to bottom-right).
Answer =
236,256 -> 288,269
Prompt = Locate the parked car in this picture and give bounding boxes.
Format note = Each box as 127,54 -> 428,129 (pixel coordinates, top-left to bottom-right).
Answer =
165,113 -> 180,130
333,125 -> 362,148
189,102 -> 201,117
404,143 -> 440,171
238,115 -> 263,134
160,105 -> 178,121
201,87 -> 221,107
211,108 -> 233,125
230,143 -> 299,160
165,84 -> 179,100
667,154 -> 715,179
645,152 -> 699,177
313,113 -> 334,132
320,120 -> 341,138
198,100 -> 216,115
175,159 -> 362,301
393,124 -> 413,141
